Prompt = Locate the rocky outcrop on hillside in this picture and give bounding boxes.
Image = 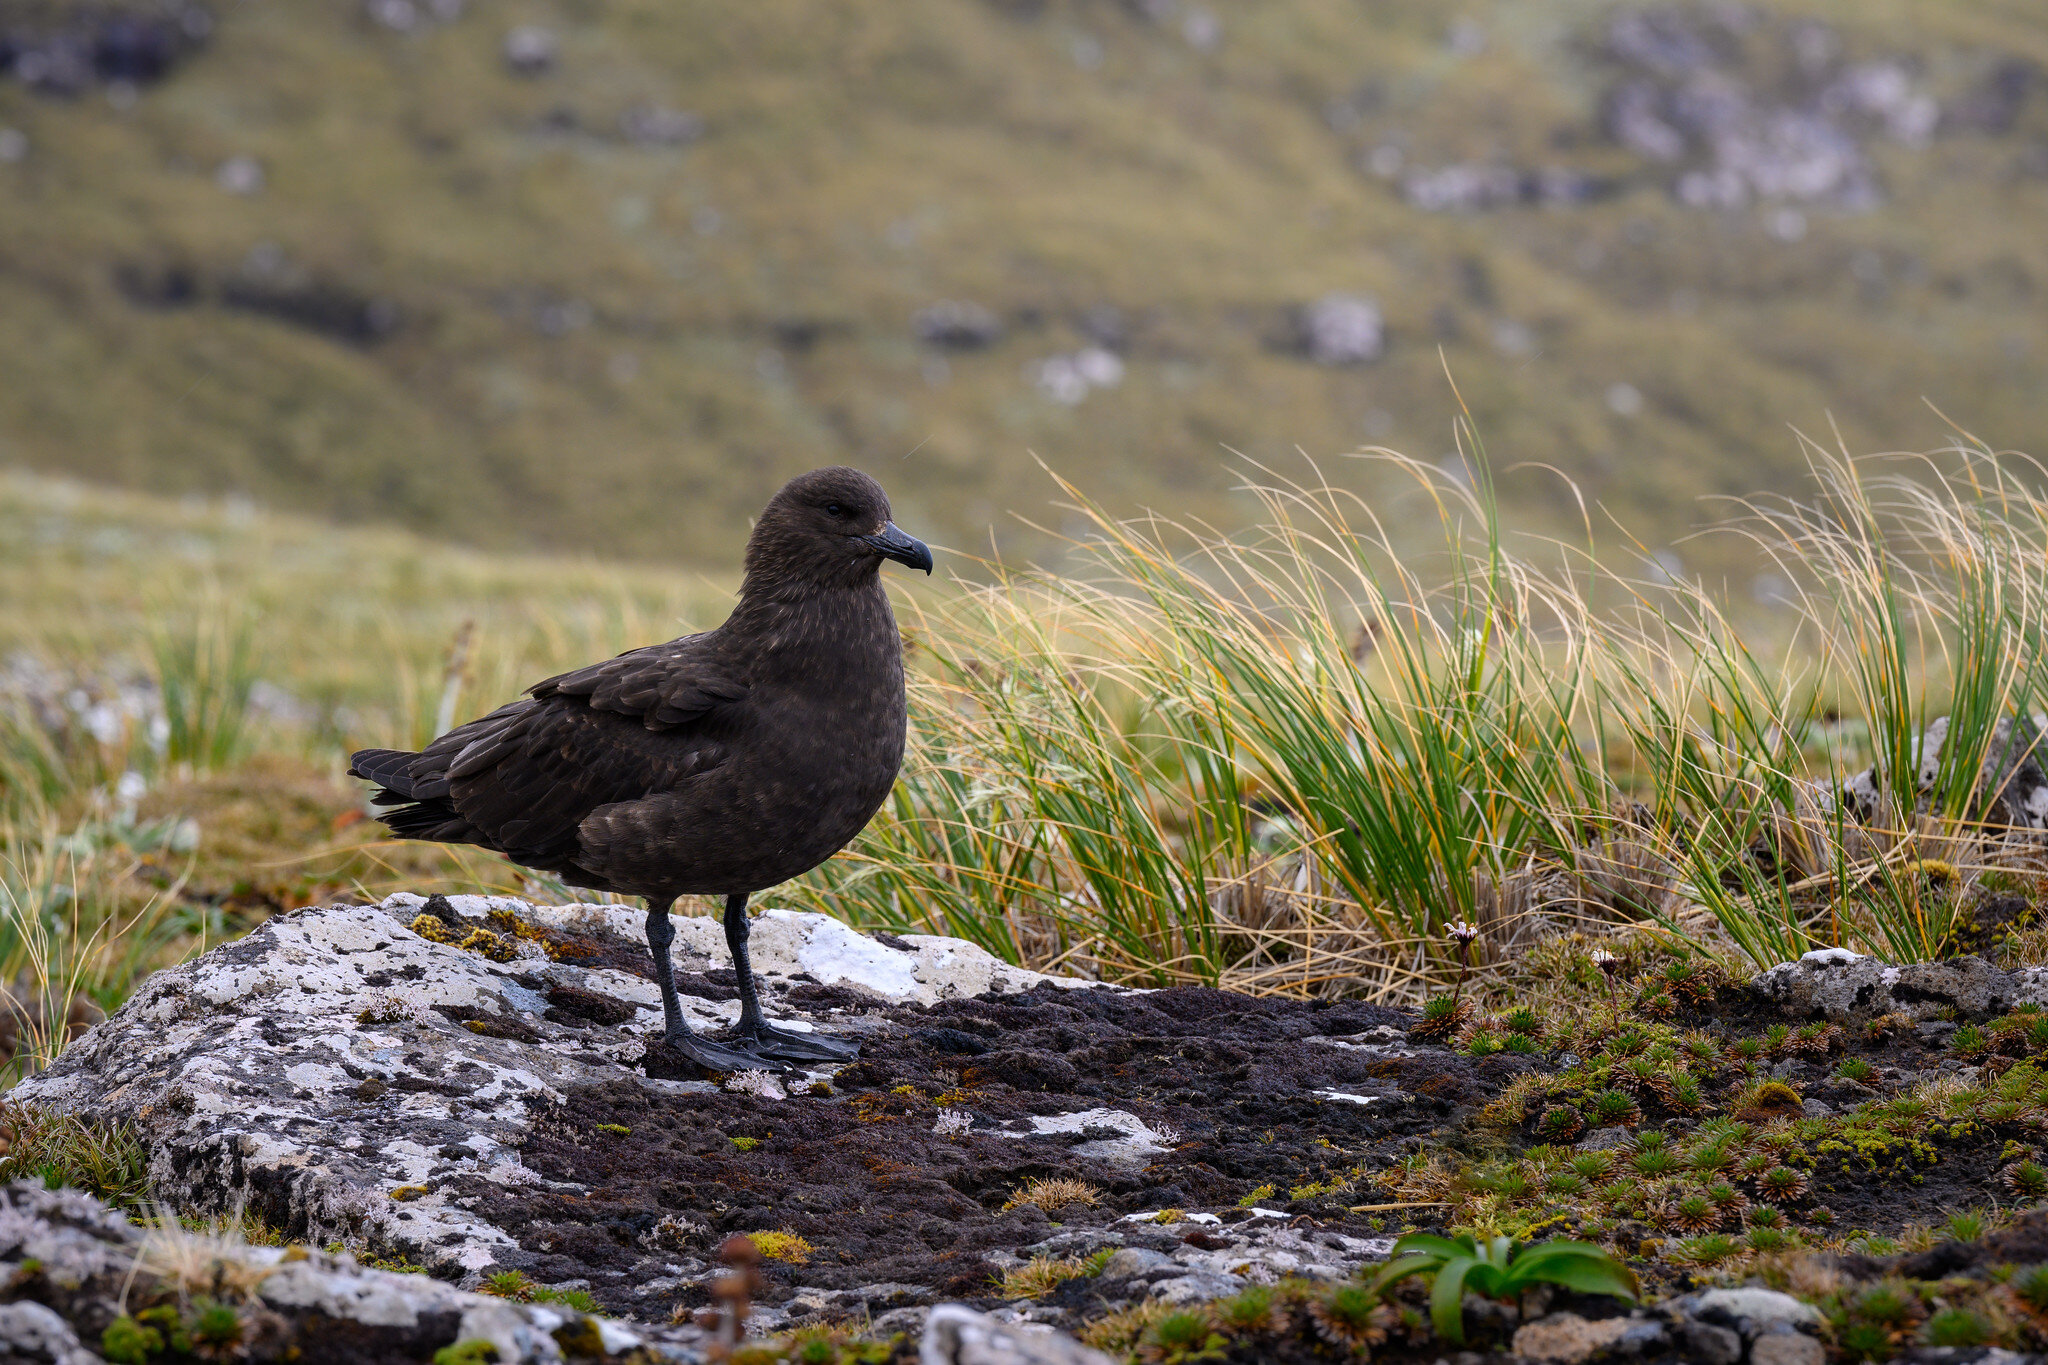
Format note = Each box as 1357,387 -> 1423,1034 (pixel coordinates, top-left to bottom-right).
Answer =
0,0 -> 213,96
6,895 -> 1450,1341
1396,6 -> 2040,217
8,896 -> 1075,1292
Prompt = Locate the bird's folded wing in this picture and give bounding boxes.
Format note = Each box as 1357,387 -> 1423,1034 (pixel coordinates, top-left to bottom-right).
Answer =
445,701 -> 729,854
364,634 -> 744,858
527,631 -> 749,730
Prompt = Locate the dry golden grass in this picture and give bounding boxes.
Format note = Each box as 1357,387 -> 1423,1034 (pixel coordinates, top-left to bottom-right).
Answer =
136,1208 -> 283,1302
1000,1176 -> 1104,1215
997,1254 -> 1098,1301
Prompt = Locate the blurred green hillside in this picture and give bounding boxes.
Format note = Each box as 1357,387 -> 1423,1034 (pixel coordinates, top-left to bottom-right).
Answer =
0,0 -> 2043,577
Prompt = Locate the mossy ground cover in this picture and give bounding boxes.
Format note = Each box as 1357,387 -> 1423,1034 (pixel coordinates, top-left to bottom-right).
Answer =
16,848 -> 2048,1359
417,902 -> 2048,1360
466,979 -> 1421,1314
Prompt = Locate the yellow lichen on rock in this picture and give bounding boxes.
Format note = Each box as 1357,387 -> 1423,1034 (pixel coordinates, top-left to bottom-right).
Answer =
408,914 -> 464,945
409,912 -> 528,962
456,929 -> 522,963
485,909 -> 547,941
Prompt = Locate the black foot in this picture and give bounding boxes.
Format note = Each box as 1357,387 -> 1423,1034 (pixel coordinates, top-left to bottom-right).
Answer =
655,1030 -> 798,1075
735,1021 -> 861,1063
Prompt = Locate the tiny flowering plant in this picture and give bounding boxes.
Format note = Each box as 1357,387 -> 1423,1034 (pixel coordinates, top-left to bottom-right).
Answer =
1374,1232 -> 1638,1344
1590,948 -> 1622,1005
1446,920 -> 1482,1010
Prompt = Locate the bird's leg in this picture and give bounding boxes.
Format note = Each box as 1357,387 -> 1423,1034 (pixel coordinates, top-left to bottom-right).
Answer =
643,898 -> 770,1074
646,901 -> 687,1038
723,893 -> 860,1062
724,893 -> 762,1034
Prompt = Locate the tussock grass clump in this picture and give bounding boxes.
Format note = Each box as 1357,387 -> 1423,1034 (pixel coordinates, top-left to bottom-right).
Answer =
791,440 -> 2048,1001
1409,995 -> 1473,1041
997,1254 -> 1097,1300
1080,1301 -> 1179,1357
2009,1264 -> 2048,1316
1140,1309 -> 1227,1361
1001,1176 -> 1102,1214
1212,1284 -> 1280,1335
478,1269 -> 605,1312
0,1101 -> 149,1209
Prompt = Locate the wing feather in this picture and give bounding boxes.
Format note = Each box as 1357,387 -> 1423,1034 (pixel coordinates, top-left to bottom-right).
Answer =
530,632 -> 749,731
358,631 -> 743,869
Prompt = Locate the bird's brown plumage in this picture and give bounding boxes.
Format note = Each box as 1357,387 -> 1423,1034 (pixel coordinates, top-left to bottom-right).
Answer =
351,468 -> 925,906
353,468 -> 930,1068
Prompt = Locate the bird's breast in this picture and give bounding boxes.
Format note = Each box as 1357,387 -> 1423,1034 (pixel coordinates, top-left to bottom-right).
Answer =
573,585 -> 910,897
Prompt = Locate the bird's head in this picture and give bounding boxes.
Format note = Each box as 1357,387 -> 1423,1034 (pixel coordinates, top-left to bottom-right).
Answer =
746,467 -> 933,590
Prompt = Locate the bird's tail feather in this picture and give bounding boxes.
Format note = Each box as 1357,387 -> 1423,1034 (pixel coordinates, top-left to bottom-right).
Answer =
348,702 -> 566,861
348,746 -> 474,839
377,796 -> 491,846
348,747 -> 421,796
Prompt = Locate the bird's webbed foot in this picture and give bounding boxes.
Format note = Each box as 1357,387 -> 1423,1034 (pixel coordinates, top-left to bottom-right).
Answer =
734,1021 -> 861,1063
658,1029 -> 799,1075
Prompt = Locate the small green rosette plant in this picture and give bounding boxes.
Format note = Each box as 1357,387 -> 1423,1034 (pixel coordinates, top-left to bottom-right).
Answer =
1374,1232 -> 1639,1344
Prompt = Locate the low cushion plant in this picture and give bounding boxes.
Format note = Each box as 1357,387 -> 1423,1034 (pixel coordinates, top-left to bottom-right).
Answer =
1374,1232 -> 1639,1343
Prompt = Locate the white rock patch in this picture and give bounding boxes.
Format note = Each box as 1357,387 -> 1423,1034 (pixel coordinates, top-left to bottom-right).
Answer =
1022,1108 -> 1178,1166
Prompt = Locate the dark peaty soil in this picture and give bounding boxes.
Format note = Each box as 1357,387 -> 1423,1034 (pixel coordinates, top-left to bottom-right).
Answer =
449,982 -> 1519,1314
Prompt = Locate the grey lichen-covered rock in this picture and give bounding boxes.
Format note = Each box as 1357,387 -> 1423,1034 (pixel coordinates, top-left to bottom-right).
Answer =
1148,1272 -> 1245,1306
1094,1247 -> 1171,1280
1294,293 -> 1384,365
913,300 -> 1005,351
1747,947 -> 2033,1022
1512,1312 -> 1636,1364
0,1179 -> 670,1363
0,1181 -> 139,1291
0,1299 -> 101,1365
1746,1332 -> 1825,1365
1506,1289 -> 1825,1365
919,1304 -> 1117,1365
1155,1220 -> 1392,1284
1837,712 -> 2048,830
1014,1108 -> 1177,1167
1671,1320 -> 1743,1365
1031,1214 -> 1392,1301
1672,1287 -> 1823,1331
10,895 -> 1077,1281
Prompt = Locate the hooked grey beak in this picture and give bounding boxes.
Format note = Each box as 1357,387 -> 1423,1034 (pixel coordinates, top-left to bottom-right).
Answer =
863,521 -> 933,575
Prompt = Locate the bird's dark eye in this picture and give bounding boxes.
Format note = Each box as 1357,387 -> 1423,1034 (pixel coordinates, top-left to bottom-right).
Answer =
824,502 -> 848,518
